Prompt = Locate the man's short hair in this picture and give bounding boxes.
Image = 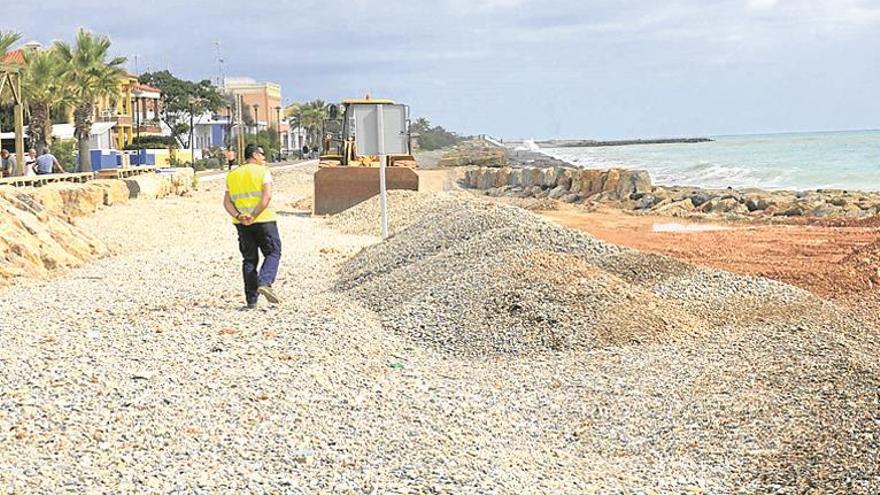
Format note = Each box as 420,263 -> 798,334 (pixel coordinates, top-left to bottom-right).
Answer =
244,143 -> 260,159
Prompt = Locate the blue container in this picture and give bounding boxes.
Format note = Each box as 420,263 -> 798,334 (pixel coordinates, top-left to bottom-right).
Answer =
88,149 -> 120,170
131,149 -> 156,166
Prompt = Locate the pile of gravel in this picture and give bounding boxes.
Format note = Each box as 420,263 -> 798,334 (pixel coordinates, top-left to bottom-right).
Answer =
331,192 -> 880,491
336,192 -> 823,356
326,190 -> 465,237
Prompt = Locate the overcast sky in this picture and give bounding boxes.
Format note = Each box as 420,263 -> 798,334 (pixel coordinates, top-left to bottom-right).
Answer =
7,0 -> 880,139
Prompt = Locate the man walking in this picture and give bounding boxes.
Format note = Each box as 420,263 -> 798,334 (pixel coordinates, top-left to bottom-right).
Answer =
35,147 -> 63,175
223,143 -> 282,309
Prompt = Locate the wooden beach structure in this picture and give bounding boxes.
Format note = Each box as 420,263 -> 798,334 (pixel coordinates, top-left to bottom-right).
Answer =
0,49 -> 26,174
0,166 -> 158,187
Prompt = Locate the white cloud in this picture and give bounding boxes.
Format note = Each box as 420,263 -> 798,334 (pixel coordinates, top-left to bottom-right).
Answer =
745,0 -> 880,25
747,0 -> 780,11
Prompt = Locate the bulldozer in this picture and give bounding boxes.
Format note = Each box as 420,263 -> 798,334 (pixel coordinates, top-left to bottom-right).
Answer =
313,98 -> 419,215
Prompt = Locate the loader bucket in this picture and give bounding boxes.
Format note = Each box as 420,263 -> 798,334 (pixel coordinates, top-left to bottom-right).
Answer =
313,167 -> 420,215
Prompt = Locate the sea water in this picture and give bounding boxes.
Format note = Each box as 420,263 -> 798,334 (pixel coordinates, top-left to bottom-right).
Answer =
539,130 -> 880,191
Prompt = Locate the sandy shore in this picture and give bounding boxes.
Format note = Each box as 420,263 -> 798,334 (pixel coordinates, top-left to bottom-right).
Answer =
1,165 -> 878,493
536,204 -> 879,298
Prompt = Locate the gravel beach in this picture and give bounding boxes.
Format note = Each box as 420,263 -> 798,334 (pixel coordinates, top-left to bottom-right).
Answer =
1,166 -> 878,493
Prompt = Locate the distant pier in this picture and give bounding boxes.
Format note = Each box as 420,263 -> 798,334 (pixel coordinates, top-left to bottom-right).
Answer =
535,137 -> 713,148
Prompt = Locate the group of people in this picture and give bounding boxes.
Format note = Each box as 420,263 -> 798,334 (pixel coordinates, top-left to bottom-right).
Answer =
0,147 -> 64,178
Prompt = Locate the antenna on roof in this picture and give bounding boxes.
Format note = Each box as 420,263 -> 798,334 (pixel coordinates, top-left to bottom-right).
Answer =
215,41 -> 224,89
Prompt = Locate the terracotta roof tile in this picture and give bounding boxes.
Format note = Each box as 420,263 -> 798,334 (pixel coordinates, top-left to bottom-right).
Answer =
132,82 -> 162,93
1,49 -> 25,65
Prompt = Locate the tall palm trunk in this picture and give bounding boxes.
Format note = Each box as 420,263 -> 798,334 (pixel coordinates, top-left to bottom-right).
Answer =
27,103 -> 51,151
74,102 -> 93,172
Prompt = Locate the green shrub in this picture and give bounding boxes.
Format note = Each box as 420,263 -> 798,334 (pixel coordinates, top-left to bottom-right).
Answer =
191,157 -> 222,171
52,139 -> 78,172
132,135 -> 177,146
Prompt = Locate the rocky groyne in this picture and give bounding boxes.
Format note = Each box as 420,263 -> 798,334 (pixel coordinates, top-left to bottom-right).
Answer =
463,165 -> 880,220
464,166 -> 651,202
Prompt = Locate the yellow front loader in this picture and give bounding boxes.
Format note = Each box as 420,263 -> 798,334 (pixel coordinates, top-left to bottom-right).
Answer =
313,98 -> 419,215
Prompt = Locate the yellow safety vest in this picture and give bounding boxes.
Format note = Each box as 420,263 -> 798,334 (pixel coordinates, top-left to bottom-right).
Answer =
226,163 -> 277,224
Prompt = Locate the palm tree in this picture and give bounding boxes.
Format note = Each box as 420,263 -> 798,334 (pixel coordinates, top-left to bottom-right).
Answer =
291,100 -> 328,147
22,47 -> 70,151
55,29 -> 126,172
0,30 -> 20,56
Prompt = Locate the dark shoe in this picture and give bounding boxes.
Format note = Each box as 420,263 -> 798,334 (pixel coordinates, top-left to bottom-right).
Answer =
258,285 -> 281,304
244,301 -> 258,310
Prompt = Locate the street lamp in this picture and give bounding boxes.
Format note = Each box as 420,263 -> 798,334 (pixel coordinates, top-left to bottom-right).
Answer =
189,100 -> 194,166
226,104 -> 232,148
189,95 -> 204,166
132,88 -> 143,166
274,105 -> 282,161
252,104 -> 259,135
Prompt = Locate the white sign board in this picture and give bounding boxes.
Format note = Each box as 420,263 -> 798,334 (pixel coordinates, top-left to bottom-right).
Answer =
351,104 -> 408,156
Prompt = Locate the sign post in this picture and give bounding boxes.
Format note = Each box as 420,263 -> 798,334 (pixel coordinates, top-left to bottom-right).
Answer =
351,103 -> 407,240
376,104 -> 388,239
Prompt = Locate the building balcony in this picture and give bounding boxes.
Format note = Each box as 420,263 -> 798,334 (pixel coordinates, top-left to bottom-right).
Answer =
96,114 -> 133,127
134,124 -> 162,134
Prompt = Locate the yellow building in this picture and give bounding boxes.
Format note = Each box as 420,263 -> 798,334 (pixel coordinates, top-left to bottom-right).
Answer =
90,73 -> 162,150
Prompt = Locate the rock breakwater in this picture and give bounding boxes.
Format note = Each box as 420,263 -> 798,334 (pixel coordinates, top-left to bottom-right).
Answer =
465,165 -> 880,220
464,166 -> 652,202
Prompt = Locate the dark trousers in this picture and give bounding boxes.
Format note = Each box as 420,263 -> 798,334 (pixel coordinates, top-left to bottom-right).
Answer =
235,221 -> 282,304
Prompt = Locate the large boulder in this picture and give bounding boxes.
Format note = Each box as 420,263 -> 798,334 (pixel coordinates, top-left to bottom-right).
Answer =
615,170 -> 652,199
507,168 -> 524,188
580,169 -> 605,196
524,168 -> 546,188
125,174 -> 170,200
701,197 -> 749,215
565,169 -> 582,193
24,183 -> 104,218
169,167 -> 195,195
474,169 -> 496,190
493,167 -> 511,188
542,167 -> 564,188
90,179 -> 130,206
548,185 -> 568,200
22,186 -> 64,215
651,198 -> 695,217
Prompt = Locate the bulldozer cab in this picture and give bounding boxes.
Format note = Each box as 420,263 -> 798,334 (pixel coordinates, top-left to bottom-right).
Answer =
320,99 -> 413,167
314,98 -> 420,215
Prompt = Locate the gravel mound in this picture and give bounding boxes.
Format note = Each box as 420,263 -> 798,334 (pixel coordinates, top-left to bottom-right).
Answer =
327,190 -> 465,236
338,193 -> 822,355
333,192 -> 880,491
